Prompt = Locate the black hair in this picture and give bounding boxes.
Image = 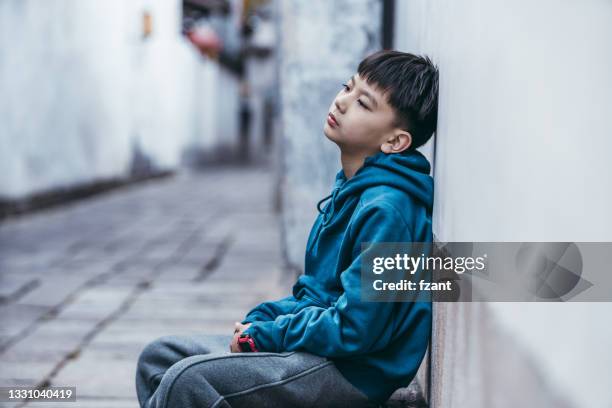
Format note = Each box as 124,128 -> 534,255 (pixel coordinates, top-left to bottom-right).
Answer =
357,50 -> 439,149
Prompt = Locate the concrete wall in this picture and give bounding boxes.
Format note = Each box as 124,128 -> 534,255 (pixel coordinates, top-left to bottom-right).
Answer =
0,0 -> 239,199
276,0 -> 382,272
395,1 -> 612,407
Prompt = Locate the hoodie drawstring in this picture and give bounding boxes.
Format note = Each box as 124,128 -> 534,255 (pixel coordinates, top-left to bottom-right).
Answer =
317,186 -> 340,226
316,193 -> 333,214
308,187 -> 340,254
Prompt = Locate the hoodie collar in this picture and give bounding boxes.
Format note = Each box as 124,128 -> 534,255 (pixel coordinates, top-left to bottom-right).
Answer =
316,150 -> 433,225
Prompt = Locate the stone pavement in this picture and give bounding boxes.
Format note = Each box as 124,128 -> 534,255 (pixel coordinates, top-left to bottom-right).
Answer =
0,165 -> 292,408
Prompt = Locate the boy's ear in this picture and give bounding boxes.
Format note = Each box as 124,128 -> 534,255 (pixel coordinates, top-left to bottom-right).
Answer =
380,130 -> 412,154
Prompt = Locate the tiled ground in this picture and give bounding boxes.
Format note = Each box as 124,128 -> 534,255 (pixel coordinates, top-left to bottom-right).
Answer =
0,166 -> 291,408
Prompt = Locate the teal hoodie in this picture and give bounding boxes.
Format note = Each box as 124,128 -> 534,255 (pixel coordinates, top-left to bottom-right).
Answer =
242,149 -> 433,404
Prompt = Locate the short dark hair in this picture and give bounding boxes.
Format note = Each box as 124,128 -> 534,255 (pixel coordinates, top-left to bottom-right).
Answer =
358,50 -> 439,149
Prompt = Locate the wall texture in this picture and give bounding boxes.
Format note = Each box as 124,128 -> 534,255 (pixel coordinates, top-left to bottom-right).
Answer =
0,0 -> 238,199
395,1 -> 612,407
276,0 -> 382,272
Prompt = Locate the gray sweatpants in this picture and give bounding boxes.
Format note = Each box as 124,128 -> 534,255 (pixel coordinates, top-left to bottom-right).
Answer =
135,334 -> 377,408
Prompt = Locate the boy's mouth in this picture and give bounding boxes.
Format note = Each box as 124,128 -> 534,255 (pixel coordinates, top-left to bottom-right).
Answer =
327,112 -> 339,127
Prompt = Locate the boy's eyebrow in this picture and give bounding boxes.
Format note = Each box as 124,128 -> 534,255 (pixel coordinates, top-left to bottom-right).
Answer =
350,75 -> 379,108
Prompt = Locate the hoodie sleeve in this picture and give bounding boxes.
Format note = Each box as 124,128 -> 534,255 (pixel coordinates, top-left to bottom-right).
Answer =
244,202 -> 418,357
241,295 -> 300,324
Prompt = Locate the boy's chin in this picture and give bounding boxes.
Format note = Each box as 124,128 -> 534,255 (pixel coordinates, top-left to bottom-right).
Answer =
323,125 -> 339,143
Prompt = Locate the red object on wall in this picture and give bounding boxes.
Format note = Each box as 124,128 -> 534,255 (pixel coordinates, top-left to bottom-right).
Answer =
187,26 -> 223,58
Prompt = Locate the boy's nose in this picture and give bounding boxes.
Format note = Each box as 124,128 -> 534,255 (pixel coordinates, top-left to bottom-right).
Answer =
334,98 -> 346,114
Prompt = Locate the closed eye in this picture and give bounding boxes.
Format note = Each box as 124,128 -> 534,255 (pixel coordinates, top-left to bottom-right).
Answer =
341,83 -> 370,110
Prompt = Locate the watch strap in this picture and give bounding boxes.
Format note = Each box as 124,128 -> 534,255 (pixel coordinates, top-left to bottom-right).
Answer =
238,334 -> 259,352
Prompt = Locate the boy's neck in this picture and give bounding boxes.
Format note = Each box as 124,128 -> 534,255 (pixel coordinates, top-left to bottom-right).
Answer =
340,149 -> 378,179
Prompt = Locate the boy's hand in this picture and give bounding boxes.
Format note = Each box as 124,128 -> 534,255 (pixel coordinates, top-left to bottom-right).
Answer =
229,322 -> 252,353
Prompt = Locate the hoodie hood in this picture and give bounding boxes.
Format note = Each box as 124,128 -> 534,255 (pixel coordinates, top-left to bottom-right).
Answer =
316,150 -> 434,226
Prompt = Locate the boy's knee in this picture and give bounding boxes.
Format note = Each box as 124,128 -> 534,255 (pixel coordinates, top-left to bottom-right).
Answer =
137,335 -> 183,368
163,359 -> 219,406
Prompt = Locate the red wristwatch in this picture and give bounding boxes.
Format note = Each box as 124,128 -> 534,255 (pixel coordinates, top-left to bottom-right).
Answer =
238,333 -> 259,352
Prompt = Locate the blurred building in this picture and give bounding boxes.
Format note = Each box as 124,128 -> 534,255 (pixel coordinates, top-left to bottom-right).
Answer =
0,0 -> 277,214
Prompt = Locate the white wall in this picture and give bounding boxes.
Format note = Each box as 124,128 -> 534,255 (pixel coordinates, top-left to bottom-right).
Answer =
395,0 -> 612,407
0,0 -> 238,199
190,61 -> 240,155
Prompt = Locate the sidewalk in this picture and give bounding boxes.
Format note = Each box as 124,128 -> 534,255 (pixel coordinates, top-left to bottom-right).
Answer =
0,165 -> 291,408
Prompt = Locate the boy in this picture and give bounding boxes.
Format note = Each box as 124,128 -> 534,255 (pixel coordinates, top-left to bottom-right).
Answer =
136,50 -> 438,408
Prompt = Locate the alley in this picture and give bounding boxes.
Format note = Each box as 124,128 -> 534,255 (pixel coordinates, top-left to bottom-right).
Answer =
0,165 -> 291,408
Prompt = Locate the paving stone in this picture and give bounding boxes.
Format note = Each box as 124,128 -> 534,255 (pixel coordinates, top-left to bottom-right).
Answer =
104,317 -> 233,339
49,352 -> 136,399
58,249 -> 133,268
0,377 -> 39,389
16,276 -> 91,308
0,275 -> 39,304
0,398 -> 24,408
122,302 -> 248,320
126,293 -> 264,311
101,265 -> 156,286
0,252 -> 64,275
54,287 -> 133,321
129,240 -> 186,264
152,264 -> 201,282
0,304 -> 51,339
0,360 -> 57,387
2,319 -> 95,362
24,398 -> 138,408
25,400 -> 139,408
0,401 -> 21,408
80,340 -> 143,362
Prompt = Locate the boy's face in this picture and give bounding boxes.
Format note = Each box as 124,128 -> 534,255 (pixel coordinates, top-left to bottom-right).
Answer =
324,74 -> 411,156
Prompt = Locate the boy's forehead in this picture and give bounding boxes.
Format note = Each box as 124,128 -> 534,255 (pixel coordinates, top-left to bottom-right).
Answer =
352,73 -> 390,106
352,73 -> 374,89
